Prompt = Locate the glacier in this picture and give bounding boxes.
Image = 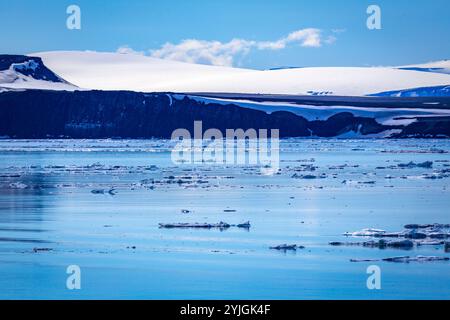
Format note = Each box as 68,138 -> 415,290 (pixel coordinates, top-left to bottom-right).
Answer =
32,51 -> 450,97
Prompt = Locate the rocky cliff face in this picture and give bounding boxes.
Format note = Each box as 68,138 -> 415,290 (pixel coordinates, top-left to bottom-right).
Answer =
0,55 -> 67,83
0,90 -> 401,139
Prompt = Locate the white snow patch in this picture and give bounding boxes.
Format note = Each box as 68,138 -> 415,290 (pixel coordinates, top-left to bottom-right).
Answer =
336,129 -> 402,139
12,60 -> 40,72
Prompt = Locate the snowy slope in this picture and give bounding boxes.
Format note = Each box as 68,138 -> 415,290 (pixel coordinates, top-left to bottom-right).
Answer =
0,55 -> 77,91
0,70 -> 77,91
177,67 -> 450,96
33,51 -> 251,92
397,60 -> 450,75
34,51 -> 450,96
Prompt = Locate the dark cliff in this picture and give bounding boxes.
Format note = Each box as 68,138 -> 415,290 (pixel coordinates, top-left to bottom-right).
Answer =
0,55 -> 67,83
0,90 -> 397,139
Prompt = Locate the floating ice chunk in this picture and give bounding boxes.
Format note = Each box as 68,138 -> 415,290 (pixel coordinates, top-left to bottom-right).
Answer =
398,161 -> 433,169
383,256 -> 450,263
159,221 -> 232,230
330,239 -> 414,249
158,221 -> 251,230
270,244 -> 304,251
416,240 -> 445,246
351,256 -> 450,263
91,188 -> 116,195
343,228 -> 386,237
236,221 -> 251,229
8,182 -> 28,189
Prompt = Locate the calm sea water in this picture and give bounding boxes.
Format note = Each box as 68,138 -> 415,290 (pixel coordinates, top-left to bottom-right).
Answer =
0,139 -> 449,299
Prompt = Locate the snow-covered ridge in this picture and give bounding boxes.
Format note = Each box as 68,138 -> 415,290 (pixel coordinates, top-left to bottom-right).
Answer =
371,85 -> 450,97
185,94 -> 450,127
33,51 -> 250,93
33,51 -> 450,96
0,55 -> 78,91
397,60 -> 450,75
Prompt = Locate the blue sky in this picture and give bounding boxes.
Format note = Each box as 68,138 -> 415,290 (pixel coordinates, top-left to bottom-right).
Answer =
1,0 -> 449,69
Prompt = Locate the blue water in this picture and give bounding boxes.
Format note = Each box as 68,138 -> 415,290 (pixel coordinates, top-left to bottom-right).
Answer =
0,139 -> 449,299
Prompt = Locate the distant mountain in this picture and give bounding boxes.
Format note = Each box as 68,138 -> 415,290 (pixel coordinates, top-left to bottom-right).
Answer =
267,66 -> 302,71
371,85 -> 450,97
33,51 -> 450,96
0,54 -> 77,91
397,60 -> 450,75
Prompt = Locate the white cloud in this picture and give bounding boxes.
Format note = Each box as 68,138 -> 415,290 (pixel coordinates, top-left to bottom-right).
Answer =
257,28 -> 322,50
151,38 -> 254,67
325,35 -> 337,45
283,28 -> 322,48
116,45 -> 144,55
119,28 -> 337,67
